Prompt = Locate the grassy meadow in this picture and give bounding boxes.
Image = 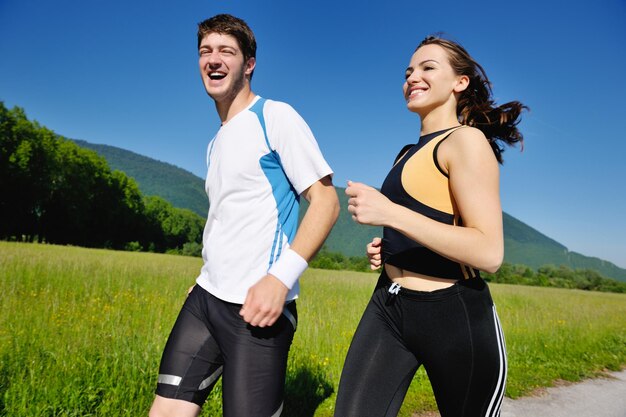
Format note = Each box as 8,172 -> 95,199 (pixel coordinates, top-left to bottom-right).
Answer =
1,242 -> 625,416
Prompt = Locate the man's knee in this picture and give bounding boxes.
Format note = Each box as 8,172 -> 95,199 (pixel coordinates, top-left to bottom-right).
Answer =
149,395 -> 201,417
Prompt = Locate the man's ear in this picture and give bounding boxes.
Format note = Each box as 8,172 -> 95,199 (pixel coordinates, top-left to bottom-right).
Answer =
244,57 -> 256,76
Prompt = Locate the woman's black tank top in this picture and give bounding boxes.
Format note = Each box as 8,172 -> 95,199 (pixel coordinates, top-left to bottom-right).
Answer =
380,127 -> 480,280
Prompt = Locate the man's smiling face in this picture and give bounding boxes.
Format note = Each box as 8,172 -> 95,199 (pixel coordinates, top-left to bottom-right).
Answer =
198,32 -> 255,103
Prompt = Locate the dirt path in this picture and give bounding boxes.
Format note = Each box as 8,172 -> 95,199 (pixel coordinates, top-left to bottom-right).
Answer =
412,369 -> 626,417
500,369 -> 626,417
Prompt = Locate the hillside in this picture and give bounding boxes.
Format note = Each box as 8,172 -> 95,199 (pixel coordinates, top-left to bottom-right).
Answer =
74,140 -> 626,282
73,140 -> 208,217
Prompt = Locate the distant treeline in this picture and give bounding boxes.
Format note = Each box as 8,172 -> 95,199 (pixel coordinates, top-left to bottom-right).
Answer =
483,263 -> 626,293
310,249 -> 626,293
309,248 -> 374,272
0,102 -> 204,253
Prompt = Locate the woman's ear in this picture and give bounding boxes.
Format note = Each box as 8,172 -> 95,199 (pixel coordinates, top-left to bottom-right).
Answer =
454,74 -> 470,93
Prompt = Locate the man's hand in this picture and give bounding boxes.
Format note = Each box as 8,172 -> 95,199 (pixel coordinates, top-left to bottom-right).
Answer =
240,274 -> 289,327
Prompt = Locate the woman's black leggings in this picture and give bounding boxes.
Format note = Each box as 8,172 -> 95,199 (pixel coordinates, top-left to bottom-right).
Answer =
334,272 -> 507,417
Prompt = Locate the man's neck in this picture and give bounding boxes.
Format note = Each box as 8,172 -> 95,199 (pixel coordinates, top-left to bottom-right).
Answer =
215,87 -> 257,125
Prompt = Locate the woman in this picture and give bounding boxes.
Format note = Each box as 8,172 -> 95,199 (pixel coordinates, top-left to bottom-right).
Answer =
334,36 -> 526,417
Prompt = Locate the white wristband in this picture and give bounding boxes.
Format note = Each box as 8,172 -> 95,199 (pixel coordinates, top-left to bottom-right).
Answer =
268,248 -> 308,290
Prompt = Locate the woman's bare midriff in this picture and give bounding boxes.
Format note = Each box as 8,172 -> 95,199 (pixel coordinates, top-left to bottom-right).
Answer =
385,264 -> 457,292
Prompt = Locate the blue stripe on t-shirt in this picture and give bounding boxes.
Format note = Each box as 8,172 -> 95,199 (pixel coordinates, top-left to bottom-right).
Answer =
250,98 -> 300,270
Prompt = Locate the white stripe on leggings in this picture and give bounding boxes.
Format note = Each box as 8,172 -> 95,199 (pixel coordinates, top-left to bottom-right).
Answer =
485,305 -> 507,417
270,401 -> 284,417
282,307 -> 297,331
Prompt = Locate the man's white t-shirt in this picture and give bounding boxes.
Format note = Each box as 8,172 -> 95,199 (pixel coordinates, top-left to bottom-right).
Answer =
196,96 -> 333,304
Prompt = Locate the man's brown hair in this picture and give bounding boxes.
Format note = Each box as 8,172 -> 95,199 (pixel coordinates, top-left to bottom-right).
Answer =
197,14 -> 257,65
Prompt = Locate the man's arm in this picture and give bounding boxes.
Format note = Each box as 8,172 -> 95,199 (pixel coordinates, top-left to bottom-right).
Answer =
239,175 -> 339,327
289,175 -> 340,262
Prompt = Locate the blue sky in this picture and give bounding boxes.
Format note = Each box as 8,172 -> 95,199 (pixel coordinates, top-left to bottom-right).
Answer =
1,0 -> 625,269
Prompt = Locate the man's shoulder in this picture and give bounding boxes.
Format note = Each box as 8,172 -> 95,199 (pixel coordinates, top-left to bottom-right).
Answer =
261,98 -> 299,116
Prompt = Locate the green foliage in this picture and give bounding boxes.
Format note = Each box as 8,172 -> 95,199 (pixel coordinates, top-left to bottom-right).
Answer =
143,196 -> 204,253
309,247 -> 373,272
483,263 -> 626,293
0,102 -> 204,254
0,102 -> 144,247
1,242 -> 625,416
125,241 -> 143,252
176,241 -> 203,257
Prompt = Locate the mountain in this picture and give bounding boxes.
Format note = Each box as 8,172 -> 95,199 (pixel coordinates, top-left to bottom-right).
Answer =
502,213 -> 626,278
73,140 -> 208,217
74,139 -> 626,282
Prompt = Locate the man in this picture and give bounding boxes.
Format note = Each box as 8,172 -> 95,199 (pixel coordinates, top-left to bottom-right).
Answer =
149,14 -> 339,417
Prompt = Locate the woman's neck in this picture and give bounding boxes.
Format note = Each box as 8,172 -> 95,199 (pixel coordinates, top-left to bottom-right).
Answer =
420,114 -> 460,136
418,99 -> 460,135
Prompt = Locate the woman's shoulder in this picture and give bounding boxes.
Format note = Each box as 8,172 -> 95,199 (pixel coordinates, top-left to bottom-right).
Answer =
444,126 -> 491,152
448,126 -> 486,141
440,126 -> 497,167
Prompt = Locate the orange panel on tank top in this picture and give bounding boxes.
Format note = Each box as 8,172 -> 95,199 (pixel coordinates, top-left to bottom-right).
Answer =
400,135 -> 454,214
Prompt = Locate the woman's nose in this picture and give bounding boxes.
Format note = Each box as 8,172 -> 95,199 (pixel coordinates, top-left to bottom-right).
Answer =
406,71 -> 420,83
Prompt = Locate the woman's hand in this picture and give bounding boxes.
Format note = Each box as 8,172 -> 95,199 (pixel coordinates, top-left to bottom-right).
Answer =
366,237 -> 382,270
346,181 -> 394,226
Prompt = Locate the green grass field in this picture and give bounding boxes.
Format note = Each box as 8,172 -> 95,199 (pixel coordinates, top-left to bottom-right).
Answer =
1,242 -> 625,416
